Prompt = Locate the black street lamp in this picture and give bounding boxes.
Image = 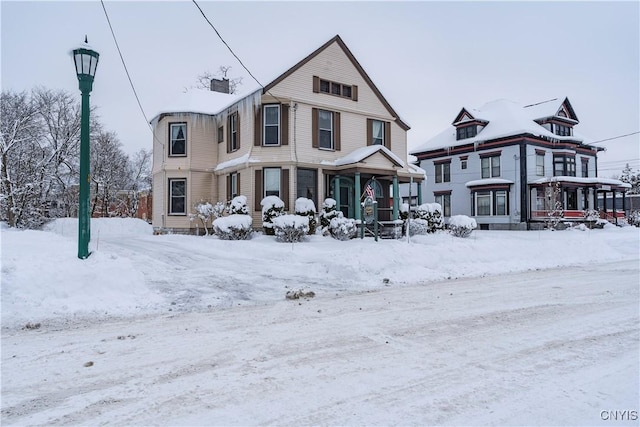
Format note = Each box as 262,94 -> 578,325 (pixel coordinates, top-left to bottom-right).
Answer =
72,36 -> 99,259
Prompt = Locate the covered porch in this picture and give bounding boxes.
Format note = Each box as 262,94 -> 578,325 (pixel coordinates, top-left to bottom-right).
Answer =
529,177 -> 631,224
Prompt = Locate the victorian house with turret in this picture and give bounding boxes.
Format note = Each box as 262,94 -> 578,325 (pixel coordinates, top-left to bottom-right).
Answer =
151,35 -> 424,233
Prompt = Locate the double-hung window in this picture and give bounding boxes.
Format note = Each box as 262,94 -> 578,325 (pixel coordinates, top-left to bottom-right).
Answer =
168,178 -> 186,215
263,105 -> 280,146
318,109 -> 333,150
230,173 -> 239,199
435,161 -> 451,183
229,112 -> 239,152
169,123 -> 186,156
481,155 -> 500,179
581,158 -> 589,178
371,120 -> 384,145
536,153 -> 545,176
264,168 -> 281,197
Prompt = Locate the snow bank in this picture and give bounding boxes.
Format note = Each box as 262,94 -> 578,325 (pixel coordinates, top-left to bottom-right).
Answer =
2,218 -> 638,328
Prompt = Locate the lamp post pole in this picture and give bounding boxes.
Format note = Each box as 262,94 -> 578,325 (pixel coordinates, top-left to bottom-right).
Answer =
72,37 -> 99,259
78,78 -> 92,259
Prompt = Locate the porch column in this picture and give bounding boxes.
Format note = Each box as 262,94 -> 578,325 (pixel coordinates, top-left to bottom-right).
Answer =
623,191 -> 627,216
592,188 -> 597,211
354,172 -> 361,222
612,191 -> 617,225
417,181 -> 423,205
334,175 -> 341,215
392,175 -> 399,220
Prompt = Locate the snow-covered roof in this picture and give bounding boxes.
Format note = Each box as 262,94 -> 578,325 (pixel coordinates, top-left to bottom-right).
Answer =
522,98 -> 565,120
530,176 -> 631,188
213,153 -> 260,172
411,98 -> 586,155
332,145 -> 405,167
150,88 -> 261,122
465,178 -> 515,188
408,163 -> 426,177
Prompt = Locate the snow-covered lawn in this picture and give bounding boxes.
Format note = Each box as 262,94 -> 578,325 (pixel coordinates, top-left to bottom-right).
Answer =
1,219 -> 639,425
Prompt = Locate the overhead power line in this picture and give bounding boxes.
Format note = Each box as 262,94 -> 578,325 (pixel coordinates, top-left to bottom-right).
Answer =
589,131 -> 640,145
191,0 -> 265,90
100,0 -> 153,131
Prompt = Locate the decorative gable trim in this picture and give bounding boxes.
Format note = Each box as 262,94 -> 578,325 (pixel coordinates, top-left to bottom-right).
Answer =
262,35 -> 410,131
558,97 -> 579,122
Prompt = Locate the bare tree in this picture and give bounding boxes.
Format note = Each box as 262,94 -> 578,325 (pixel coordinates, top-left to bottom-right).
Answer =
0,90 -> 42,227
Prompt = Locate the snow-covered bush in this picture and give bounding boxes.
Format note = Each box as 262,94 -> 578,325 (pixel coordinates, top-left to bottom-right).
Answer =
408,218 -> 429,236
189,201 -> 225,235
228,195 -> 249,215
448,215 -> 477,238
319,198 -> 341,234
261,196 -> 285,235
212,214 -> 253,240
273,214 -> 309,243
628,210 -> 640,227
295,197 -> 317,235
414,203 -> 444,233
329,216 -> 358,241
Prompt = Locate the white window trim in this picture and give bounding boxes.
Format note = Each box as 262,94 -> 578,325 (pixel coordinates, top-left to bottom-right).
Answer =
264,167 -> 281,198
169,123 -> 187,157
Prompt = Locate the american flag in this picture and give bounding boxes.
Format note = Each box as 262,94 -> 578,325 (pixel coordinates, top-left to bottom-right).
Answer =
365,184 -> 375,199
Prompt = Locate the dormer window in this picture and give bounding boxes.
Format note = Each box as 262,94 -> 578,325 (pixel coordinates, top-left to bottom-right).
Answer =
456,125 -> 477,140
554,124 -> 571,136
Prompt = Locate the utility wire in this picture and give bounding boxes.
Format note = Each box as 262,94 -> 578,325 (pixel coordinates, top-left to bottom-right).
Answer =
191,0 -> 265,90
588,131 -> 640,145
101,0 -> 153,132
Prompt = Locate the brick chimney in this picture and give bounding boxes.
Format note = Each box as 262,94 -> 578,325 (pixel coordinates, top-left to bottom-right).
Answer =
210,78 -> 230,94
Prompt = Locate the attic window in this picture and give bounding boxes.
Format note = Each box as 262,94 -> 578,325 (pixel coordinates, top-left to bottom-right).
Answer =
456,125 -> 477,140
313,76 -> 357,101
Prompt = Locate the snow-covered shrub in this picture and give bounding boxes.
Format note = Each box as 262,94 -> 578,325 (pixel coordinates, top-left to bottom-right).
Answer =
228,195 -> 249,215
273,214 -> 309,243
261,196 -> 285,235
319,198 -> 341,234
628,210 -> 640,227
329,216 -> 358,241
414,203 -> 444,233
212,214 -> 253,240
189,201 -> 225,235
295,197 -> 317,235
448,215 -> 477,238
408,218 -> 429,236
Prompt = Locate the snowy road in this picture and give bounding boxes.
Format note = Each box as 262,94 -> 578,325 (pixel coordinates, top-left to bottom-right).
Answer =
2,259 -> 638,426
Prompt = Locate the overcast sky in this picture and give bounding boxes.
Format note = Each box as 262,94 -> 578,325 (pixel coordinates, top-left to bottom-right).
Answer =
2,1 -> 638,176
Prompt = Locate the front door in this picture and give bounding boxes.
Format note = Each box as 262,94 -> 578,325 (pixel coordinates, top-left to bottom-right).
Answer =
330,177 -> 354,218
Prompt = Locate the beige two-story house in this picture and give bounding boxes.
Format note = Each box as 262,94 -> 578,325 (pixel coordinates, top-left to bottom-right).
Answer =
151,35 -> 424,233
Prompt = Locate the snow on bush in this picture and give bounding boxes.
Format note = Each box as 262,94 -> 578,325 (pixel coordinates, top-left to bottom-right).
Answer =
628,210 -> 640,227
273,214 -> 309,243
295,197 -> 317,235
228,195 -> 249,215
261,196 -> 285,235
319,198 -> 341,234
414,203 -> 444,233
408,218 -> 429,236
212,214 -> 253,240
189,201 -> 225,235
329,216 -> 358,241
448,215 -> 477,238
